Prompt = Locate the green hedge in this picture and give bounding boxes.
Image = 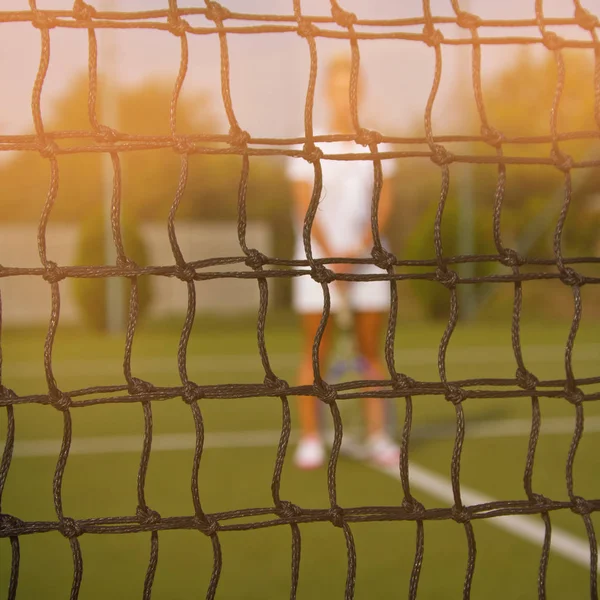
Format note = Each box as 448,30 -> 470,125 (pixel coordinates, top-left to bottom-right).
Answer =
73,211 -> 152,331
404,197 -> 496,319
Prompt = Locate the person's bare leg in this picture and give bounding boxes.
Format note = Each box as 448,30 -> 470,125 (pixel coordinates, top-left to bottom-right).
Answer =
355,311 -> 389,436
354,310 -> 400,466
297,312 -> 333,438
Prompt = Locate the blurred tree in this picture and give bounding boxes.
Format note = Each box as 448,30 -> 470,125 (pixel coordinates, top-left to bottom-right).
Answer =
0,74 -> 214,222
401,49 -> 599,318
482,49 -> 598,213
482,49 -> 596,150
403,197 -> 497,319
0,73 -> 294,305
73,206 -> 152,331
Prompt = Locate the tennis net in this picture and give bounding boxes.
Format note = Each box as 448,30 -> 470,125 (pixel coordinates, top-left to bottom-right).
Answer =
0,1 -> 599,599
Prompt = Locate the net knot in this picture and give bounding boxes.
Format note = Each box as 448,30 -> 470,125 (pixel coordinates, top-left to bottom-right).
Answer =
328,505 -> 345,528
429,144 -> 453,166
229,126 -> 250,148
264,374 -> 289,395
515,368 -> 538,391
173,137 -> 195,154
356,128 -> 382,147
167,13 -> 189,37
194,515 -> 219,536
50,391 -> 72,412
43,261 -> 65,284
204,1 -> 231,22
128,377 -> 154,396
402,498 -> 426,519
96,125 -> 119,143
38,139 -> 59,159
436,268 -> 459,289
531,493 -> 551,509
137,506 -> 161,525
499,248 -> 525,268
481,125 -> 505,148
277,501 -> 303,520
59,517 -> 82,539
296,18 -> 317,38
550,148 -> 573,172
72,1 -> 96,21
574,6 -> 599,31
542,31 -> 565,51
0,514 -> 25,536
451,505 -> 471,524
314,381 -> 338,405
117,255 -> 138,276
393,374 -> 415,393
182,382 -> 204,404
571,496 -> 593,516
311,264 -> 335,284
176,264 -> 196,282
331,4 -> 357,29
445,385 -> 466,405
560,267 -> 585,287
244,248 -> 266,270
0,386 -> 17,400
423,26 -> 444,47
32,11 -> 57,29
456,11 -> 481,29
565,385 -> 585,405
303,142 -> 323,164
371,247 -> 396,270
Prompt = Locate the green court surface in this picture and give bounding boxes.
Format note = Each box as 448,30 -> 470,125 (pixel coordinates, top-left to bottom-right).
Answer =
0,313 -> 598,599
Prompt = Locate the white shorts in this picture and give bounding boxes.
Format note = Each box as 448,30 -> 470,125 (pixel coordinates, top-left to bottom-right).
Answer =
293,263 -> 391,314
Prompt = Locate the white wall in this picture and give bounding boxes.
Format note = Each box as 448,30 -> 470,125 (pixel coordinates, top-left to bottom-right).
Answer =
0,221 -> 271,327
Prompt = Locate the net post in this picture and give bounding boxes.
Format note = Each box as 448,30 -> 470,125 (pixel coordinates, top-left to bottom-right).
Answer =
103,174 -> 125,334
457,164 -> 476,318
101,0 -> 125,334
456,0 -> 476,320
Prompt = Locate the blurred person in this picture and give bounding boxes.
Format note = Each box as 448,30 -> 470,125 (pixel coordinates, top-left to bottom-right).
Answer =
287,53 -> 399,470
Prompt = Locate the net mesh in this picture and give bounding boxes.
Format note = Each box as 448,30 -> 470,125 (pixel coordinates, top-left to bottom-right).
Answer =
0,1 -> 599,599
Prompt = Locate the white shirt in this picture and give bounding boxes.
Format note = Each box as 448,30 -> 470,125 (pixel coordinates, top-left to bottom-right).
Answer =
286,133 -> 397,260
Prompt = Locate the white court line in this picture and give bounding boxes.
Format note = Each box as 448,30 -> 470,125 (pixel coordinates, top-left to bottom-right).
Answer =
417,415 -> 600,440
1,418 -> 598,571
376,460 -> 598,572
342,430 -> 599,572
3,416 -> 600,458
3,430 -> 283,458
4,343 -> 600,379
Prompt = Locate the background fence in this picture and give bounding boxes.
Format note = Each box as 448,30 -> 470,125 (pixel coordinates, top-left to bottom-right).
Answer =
0,221 -> 270,326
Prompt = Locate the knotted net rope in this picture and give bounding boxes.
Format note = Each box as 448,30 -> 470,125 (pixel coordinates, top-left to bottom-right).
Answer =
0,1 -> 599,599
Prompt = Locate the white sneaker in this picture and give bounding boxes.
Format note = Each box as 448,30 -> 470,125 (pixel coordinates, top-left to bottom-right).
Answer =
294,436 -> 325,470
365,433 -> 400,468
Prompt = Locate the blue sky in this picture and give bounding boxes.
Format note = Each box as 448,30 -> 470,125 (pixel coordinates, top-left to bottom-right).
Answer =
1,0 -> 598,140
